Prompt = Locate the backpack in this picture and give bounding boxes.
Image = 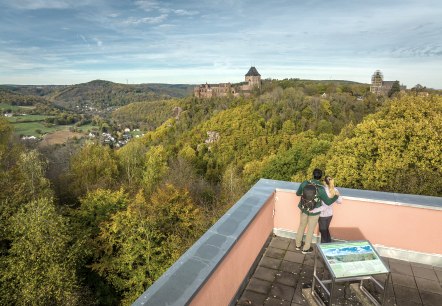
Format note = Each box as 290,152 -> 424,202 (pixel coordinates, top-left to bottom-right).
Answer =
300,181 -> 320,211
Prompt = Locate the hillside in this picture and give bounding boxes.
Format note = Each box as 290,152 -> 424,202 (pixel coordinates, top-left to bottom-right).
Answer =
0,87 -> 52,106
0,84 -> 64,97
46,80 -> 193,110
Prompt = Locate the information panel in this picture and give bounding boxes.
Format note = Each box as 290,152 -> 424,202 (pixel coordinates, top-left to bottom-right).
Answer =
318,241 -> 389,278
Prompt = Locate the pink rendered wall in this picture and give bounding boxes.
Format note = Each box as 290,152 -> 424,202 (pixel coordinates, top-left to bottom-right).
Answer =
274,191 -> 442,254
274,190 -> 319,236
274,190 -> 300,232
331,199 -> 442,254
190,195 -> 274,306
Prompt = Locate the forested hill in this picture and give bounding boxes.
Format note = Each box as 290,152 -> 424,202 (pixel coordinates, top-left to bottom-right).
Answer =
46,80 -> 193,110
0,87 -> 52,106
112,78 -> 373,131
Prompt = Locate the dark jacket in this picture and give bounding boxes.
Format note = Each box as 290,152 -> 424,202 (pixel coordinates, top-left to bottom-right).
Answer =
296,179 -> 339,216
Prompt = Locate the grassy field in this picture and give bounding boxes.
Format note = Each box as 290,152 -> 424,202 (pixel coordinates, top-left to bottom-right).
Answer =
0,103 -> 35,112
75,123 -> 100,133
12,121 -> 63,136
6,114 -> 51,123
4,114 -> 98,137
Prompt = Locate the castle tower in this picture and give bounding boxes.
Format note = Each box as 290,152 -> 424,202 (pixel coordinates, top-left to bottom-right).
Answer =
370,70 -> 384,95
245,66 -> 261,89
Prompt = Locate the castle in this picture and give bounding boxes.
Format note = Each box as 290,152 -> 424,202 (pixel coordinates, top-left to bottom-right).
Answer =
194,67 -> 261,98
370,70 -> 406,95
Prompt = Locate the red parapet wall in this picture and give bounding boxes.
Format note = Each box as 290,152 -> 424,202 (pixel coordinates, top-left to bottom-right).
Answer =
190,193 -> 274,306
274,190 -> 442,255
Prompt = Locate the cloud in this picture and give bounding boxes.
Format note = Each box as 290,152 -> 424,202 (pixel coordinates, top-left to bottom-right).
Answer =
78,34 -> 89,46
1,0 -> 441,88
93,38 -> 103,47
4,0 -> 95,10
124,14 -> 168,25
134,0 -> 160,12
173,9 -> 199,16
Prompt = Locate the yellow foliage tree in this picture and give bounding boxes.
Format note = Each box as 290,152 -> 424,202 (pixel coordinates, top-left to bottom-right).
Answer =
324,95 -> 442,196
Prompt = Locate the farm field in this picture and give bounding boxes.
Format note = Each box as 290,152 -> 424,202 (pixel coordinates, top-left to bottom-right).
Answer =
0,103 -> 36,112
5,114 -> 99,137
6,114 -> 50,122
39,130 -> 85,146
12,121 -> 63,136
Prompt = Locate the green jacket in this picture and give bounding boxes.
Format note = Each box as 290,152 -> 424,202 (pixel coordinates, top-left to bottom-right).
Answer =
296,179 -> 339,216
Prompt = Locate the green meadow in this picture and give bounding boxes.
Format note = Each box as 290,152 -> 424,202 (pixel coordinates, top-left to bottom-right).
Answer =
5,114 -> 98,137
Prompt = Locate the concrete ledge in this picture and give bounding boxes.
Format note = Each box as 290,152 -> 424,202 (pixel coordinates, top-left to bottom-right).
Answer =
274,228 -> 442,269
349,283 -> 376,306
302,288 -> 321,306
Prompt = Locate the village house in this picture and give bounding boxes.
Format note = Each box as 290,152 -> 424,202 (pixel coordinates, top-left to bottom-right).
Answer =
194,67 -> 262,98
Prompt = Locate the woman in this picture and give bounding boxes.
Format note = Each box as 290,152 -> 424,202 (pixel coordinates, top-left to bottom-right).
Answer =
311,176 -> 342,243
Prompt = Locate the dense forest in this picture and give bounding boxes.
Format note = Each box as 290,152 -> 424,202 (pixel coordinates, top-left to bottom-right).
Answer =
0,79 -> 441,305
46,80 -> 192,110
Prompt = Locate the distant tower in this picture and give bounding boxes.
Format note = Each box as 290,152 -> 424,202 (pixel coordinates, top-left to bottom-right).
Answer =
370,70 -> 384,95
245,66 -> 261,89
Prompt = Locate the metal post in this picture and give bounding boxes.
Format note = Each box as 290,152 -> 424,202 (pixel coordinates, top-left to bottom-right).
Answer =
312,246 -> 317,295
329,277 -> 336,306
381,273 -> 391,305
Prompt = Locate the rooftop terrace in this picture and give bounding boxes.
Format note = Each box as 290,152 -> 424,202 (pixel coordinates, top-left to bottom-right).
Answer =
133,179 -> 442,306
236,235 -> 442,305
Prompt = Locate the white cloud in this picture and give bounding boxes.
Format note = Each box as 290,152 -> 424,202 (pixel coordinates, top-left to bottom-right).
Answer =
173,9 -> 199,16
5,0 -> 96,10
93,38 -> 103,47
1,0 -> 441,88
134,0 -> 160,12
78,34 -> 91,48
124,14 -> 168,25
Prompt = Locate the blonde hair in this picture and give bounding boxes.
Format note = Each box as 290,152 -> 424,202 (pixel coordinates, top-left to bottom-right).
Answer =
324,176 -> 336,196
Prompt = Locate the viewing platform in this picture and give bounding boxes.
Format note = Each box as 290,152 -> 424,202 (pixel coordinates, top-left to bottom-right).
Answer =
133,179 -> 442,305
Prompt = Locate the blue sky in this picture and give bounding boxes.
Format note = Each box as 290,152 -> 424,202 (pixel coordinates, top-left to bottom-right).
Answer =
0,0 -> 441,88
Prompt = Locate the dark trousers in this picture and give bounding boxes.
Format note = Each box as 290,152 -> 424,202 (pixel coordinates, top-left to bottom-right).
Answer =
319,216 -> 333,243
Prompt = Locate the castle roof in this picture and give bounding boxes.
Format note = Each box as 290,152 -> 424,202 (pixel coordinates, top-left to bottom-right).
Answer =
245,66 -> 260,77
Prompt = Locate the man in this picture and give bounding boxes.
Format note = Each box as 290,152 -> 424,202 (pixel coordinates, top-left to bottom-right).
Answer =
295,168 -> 339,254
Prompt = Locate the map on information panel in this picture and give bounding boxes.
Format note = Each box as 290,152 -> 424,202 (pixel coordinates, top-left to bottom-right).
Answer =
318,241 -> 389,278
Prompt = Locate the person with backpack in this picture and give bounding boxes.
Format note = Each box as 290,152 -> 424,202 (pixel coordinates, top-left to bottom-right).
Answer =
295,168 -> 339,254
310,176 -> 342,243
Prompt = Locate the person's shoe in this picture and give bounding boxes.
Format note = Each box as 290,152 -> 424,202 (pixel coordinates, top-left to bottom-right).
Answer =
295,245 -> 302,251
302,247 -> 313,254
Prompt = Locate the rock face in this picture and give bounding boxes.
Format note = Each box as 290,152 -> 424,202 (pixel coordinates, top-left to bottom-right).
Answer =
205,131 -> 220,144
172,106 -> 183,119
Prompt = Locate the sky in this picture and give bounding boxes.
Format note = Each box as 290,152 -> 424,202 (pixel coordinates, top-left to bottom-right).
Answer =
0,0 -> 441,88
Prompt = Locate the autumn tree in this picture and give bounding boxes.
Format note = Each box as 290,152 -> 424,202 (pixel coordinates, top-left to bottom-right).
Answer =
1,150 -> 52,244
91,184 -> 203,305
1,198 -> 84,305
16,150 -> 52,201
75,188 -> 129,239
221,164 -> 246,208
117,139 -> 147,191
388,81 -> 401,97
142,145 -> 168,195
323,95 -> 442,196
68,141 -> 119,197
